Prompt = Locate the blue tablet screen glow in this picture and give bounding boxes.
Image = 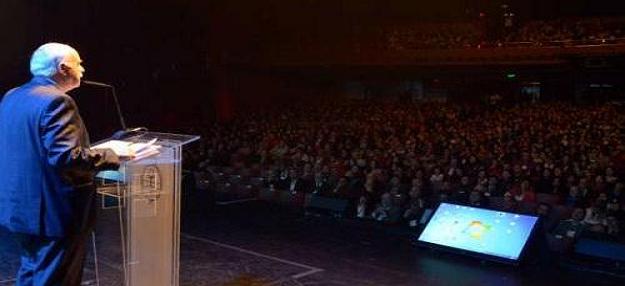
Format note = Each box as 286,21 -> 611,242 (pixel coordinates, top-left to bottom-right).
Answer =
417,203 -> 539,261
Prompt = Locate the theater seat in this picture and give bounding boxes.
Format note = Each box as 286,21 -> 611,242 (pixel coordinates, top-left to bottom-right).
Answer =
304,195 -> 349,218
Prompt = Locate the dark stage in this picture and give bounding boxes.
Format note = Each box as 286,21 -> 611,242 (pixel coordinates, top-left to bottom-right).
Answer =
1,199 -> 623,286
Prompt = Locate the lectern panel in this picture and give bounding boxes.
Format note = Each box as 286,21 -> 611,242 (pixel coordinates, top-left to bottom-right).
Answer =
95,132 -> 197,286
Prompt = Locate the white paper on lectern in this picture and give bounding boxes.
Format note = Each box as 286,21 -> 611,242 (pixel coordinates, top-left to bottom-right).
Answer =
91,138 -> 161,160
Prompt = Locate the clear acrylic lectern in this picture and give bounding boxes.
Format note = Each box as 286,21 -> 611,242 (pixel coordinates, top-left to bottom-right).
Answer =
93,132 -> 199,286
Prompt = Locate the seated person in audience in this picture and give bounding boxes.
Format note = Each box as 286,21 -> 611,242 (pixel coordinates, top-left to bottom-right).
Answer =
328,177 -> 348,197
584,201 -> 608,233
485,176 -> 501,197
435,192 -> 450,206
356,196 -> 368,219
501,192 -> 518,212
564,186 -> 581,207
277,168 -> 293,190
536,169 -> 553,193
387,197 -> 403,223
604,168 -> 618,186
312,171 -> 332,195
596,192 -> 609,206
606,216 -> 620,238
535,202 -> 558,234
429,168 -> 445,192
606,198 -> 624,221
403,199 -> 425,227
551,177 -> 565,198
609,182 -> 624,205
371,192 -> 393,222
287,169 -> 314,194
499,170 -> 515,194
550,207 -> 587,252
592,175 -> 608,195
527,202 -> 557,266
408,183 -> 423,202
577,177 -> 591,199
512,180 -> 537,204
451,176 -> 472,203
263,169 -> 279,190
468,189 -> 489,207
345,171 -> 365,199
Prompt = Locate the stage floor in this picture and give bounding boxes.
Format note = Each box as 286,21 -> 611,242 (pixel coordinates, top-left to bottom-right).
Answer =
1,200 -> 623,285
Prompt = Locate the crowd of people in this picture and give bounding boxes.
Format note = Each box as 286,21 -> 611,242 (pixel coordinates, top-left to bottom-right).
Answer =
387,22 -> 483,50
187,99 -> 625,251
505,17 -> 625,46
385,17 -> 625,51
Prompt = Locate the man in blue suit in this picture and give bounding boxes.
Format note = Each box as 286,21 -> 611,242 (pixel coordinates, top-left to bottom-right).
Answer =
0,43 -> 120,285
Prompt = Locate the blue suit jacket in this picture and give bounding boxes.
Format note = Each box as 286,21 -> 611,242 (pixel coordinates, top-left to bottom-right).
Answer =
0,77 -> 117,237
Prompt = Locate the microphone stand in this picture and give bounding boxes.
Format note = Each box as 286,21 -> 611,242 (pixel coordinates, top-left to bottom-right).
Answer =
82,80 -> 127,130
82,80 -> 146,139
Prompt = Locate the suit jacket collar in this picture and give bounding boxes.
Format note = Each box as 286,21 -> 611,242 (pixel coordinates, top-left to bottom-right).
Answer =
30,76 -> 61,89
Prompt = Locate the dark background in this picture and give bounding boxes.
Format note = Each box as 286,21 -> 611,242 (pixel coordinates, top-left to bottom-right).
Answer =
1,0 -> 625,137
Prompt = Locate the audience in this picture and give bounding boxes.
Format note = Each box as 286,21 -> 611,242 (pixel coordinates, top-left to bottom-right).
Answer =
189,99 -> 625,245
506,17 -> 625,46
387,22 -> 483,50
385,17 -> 625,51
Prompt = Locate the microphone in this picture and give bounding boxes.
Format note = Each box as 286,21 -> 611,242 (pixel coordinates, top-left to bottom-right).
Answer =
82,80 -> 112,88
82,79 -> 127,130
111,127 -> 149,140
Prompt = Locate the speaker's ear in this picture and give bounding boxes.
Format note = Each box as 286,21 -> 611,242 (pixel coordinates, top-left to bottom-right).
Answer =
58,63 -> 70,75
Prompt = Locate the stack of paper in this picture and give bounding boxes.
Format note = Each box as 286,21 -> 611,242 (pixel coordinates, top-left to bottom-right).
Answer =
92,138 -> 161,161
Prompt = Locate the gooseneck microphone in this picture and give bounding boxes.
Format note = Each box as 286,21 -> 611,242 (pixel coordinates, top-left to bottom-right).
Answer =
82,80 -> 148,140
81,79 -> 127,130
82,80 -> 112,88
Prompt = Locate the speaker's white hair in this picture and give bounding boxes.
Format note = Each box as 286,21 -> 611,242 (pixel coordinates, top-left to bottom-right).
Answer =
30,43 -> 78,77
